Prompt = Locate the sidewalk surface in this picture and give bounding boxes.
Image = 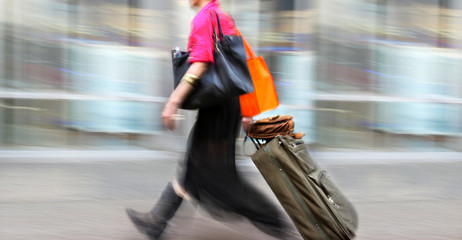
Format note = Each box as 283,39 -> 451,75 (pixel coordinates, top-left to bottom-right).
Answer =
1,152 -> 462,240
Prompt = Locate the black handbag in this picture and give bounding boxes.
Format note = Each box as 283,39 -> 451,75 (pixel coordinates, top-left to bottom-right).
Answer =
171,12 -> 254,109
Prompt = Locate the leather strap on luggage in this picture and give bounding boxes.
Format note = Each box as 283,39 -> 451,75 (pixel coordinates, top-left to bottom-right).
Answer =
243,115 -> 305,156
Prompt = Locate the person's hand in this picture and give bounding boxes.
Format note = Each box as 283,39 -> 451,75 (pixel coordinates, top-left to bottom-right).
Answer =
242,116 -> 253,133
162,101 -> 180,130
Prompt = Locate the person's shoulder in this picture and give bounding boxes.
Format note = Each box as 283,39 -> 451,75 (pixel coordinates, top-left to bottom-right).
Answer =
192,9 -> 213,27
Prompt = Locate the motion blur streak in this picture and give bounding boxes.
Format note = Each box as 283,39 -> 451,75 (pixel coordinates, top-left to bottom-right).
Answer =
0,0 -> 461,152
1,1 -> 462,240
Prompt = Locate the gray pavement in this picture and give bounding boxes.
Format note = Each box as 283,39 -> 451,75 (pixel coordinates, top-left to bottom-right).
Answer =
1,152 -> 462,240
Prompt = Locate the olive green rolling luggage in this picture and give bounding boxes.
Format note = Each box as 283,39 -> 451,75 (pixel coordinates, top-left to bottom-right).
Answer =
251,135 -> 358,240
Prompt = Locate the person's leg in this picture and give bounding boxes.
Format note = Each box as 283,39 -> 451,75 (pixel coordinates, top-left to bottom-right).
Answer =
126,118 -> 198,239
172,178 -> 192,201
126,182 -> 183,240
183,99 -> 290,238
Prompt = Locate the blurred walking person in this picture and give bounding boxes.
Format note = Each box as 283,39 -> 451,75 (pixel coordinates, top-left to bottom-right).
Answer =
125,0 -> 287,239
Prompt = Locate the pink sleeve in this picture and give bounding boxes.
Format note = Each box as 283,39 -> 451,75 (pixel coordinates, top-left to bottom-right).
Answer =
188,11 -> 215,64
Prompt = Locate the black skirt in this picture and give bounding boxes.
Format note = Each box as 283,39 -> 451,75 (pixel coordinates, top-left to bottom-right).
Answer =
178,97 -> 283,229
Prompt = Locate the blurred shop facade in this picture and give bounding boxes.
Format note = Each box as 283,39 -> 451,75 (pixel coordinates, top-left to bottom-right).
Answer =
1,0 -> 462,153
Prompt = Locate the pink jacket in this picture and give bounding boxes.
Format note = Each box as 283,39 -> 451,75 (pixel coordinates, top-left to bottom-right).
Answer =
187,0 -> 237,64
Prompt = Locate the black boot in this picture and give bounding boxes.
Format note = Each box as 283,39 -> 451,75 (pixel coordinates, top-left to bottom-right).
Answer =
126,182 -> 183,240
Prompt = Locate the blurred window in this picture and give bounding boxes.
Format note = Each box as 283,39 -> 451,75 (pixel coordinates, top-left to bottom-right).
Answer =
1,0 -> 461,152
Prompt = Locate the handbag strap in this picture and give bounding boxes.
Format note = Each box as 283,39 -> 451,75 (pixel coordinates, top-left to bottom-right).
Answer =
210,11 -> 224,43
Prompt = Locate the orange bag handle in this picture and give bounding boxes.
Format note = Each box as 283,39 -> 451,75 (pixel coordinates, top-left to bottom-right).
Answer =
236,29 -> 257,59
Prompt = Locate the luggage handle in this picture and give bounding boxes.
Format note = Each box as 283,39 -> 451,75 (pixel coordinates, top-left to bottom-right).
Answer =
243,133 -> 306,157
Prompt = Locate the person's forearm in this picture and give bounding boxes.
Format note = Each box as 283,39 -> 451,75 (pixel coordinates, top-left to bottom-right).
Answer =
187,61 -> 209,78
168,62 -> 209,106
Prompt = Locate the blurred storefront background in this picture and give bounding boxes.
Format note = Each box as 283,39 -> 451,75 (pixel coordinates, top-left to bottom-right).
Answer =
1,0 -> 461,153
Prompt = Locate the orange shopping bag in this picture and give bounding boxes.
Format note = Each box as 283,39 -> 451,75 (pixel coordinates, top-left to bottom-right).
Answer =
238,30 -> 279,117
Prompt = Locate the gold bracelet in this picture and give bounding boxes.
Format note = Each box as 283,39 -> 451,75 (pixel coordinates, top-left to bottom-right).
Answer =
181,73 -> 200,87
